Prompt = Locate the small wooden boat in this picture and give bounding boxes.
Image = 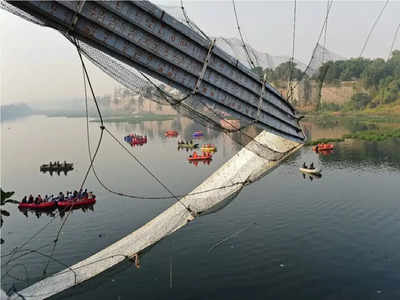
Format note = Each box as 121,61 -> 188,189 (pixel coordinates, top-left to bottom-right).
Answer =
57,197 -> 96,208
18,201 -> 56,210
200,144 -> 217,152
188,152 -> 212,161
299,167 -> 321,175
313,143 -> 334,152
192,131 -> 203,137
165,130 -> 178,137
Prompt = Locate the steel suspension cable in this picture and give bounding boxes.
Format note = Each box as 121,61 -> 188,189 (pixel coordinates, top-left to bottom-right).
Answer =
388,22 -> 400,60
360,0 -> 390,57
232,0 -> 256,69
287,0 -> 297,102
292,0 -> 334,90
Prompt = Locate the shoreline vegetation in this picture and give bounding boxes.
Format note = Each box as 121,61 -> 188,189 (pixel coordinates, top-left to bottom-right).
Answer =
304,113 -> 400,145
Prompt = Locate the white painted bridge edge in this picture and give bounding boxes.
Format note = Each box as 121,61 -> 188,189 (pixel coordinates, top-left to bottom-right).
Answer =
13,131 -> 302,299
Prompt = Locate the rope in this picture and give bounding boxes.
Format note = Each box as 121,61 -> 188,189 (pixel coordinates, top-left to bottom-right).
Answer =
360,0 -> 390,57
180,0 -> 211,42
232,0 -> 256,69
292,0 -> 334,90
388,22 -> 400,60
287,0 -> 297,102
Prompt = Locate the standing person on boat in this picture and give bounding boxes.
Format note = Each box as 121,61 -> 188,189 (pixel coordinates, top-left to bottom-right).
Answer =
302,162 -> 307,169
310,162 -> 315,170
28,194 -> 34,203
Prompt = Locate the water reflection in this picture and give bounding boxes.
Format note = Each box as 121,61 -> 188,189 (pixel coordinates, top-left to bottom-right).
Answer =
188,159 -> 212,167
320,138 -> 400,170
18,205 -> 95,219
40,169 -> 73,176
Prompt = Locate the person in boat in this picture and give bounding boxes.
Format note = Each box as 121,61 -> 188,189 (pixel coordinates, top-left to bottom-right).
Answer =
28,194 -> 34,203
59,192 -> 65,201
310,162 -> 315,170
78,189 -> 83,199
21,196 -> 27,203
44,195 -> 49,202
82,189 -> 88,198
302,162 -> 307,169
73,190 -> 78,198
88,191 -> 93,199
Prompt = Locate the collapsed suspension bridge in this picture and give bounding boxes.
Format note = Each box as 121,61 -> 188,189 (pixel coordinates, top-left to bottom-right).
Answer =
2,1 -> 307,299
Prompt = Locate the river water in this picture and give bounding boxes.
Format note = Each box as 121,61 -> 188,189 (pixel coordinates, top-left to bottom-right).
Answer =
1,115 -> 400,299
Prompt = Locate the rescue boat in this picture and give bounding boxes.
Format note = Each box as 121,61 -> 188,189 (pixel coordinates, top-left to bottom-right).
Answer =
18,202 -> 56,210
57,196 -> 96,208
200,144 -> 217,152
165,130 -> 178,137
188,151 -> 212,161
313,143 -> 334,152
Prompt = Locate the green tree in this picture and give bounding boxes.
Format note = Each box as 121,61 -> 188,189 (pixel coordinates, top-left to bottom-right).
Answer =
1,188 -> 19,244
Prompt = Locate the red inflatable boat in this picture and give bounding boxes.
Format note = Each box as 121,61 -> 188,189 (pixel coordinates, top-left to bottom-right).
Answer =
313,143 -> 334,152
18,202 -> 56,210
188,152 -> 212,161
57,197 -> 96,208
165,130 -> 178,137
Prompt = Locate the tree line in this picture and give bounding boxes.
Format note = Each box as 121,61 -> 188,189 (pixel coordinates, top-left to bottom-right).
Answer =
314,50 -> 400,110
251,50 -> 400,111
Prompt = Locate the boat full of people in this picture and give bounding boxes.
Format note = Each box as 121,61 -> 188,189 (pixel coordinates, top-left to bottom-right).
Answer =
192,131 -> 204,137
200,144 -> 217,152
18,189 -> 96,210
178,140 -> 198,149
40,161 -> 73,172
188,151 -> 212,161
313,143 -> 334,152
124,134 -> 147,145
165,130 -> 178,137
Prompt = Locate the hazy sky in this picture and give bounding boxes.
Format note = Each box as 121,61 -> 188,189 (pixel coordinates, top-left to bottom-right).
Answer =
1,1 -> 399,105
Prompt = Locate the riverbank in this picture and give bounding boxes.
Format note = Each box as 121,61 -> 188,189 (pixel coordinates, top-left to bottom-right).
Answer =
303,112 -> 400,145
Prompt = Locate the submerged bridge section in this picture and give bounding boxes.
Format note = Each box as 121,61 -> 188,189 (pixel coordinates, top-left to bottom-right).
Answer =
6,0 -> 305,143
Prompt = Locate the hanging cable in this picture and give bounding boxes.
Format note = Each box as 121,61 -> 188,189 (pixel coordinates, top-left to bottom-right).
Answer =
388,22 -> 400,60
287,0 -> 297,102
180,0 -> 211,42
322,0 -> 330,64
292,0 -> 334,90
359,0 -> 389,57
232,0 -> 256,69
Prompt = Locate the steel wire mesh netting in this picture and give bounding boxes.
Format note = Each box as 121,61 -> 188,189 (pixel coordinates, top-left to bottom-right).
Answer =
0,1 -> 315,160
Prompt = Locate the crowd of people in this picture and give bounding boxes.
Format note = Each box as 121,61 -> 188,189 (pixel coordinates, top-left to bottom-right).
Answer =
46,161 -> 72,168
21,189 -> 93,204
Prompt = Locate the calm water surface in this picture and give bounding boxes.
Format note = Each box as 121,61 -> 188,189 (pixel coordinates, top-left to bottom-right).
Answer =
1,115 -> 400,300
